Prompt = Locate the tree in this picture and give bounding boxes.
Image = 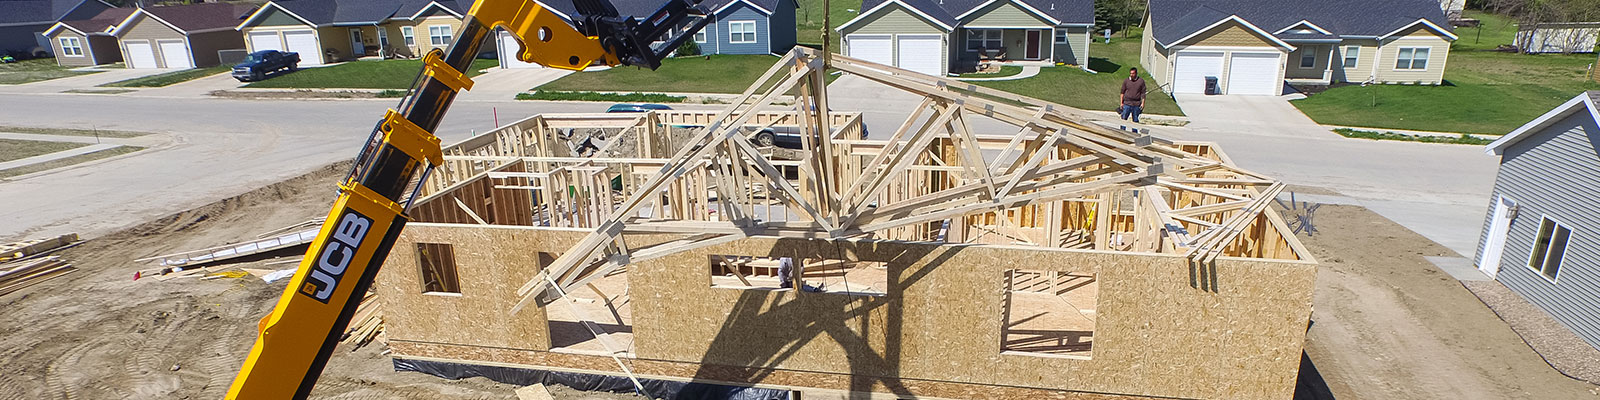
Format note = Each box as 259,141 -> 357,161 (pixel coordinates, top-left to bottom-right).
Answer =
1094,0 -> 1145,37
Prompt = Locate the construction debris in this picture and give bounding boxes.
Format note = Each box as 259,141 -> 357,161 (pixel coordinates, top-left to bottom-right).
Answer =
134,219 -> 322,267
340,291 -> 385,351
0,256 -> 75,297
1,233 -> 80,262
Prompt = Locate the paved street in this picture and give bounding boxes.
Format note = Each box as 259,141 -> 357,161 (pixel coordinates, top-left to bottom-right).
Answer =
0,73 -> 1500,260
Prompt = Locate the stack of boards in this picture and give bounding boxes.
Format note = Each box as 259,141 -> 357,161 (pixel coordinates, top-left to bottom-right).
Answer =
341,291 -> 385,350
0,233 -> 82,297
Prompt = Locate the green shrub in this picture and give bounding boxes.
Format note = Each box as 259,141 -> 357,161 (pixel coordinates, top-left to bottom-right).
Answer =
677,40 -> 700,57
1332,128 -> 1495,145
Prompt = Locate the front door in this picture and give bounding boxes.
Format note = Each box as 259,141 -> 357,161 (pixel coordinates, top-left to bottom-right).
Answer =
1025,30 -> 1041,59
350,28 -> 364,57
377,28 -> 389,58
1478,196 -> 1517,278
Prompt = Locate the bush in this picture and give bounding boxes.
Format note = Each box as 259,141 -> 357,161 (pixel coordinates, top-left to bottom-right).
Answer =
516,90 -> 687,103
677,40 -> 700,57
1332,128 -> 1495,145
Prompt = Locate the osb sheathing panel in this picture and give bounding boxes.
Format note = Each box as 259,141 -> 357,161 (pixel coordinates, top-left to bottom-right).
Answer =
381,225 -> 1316,400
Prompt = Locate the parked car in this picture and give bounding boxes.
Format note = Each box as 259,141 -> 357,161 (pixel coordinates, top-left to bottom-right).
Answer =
232,50 -> 300,82
605,103 -> 673,113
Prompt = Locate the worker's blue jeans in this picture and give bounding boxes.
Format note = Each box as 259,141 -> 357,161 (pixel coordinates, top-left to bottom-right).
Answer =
1119,104 -> 1143,123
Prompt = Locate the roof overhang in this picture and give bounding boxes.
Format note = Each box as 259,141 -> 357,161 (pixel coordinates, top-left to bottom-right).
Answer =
836,0 -> 954,33
1486,93 -> 1600,155
42,22 -> 85,37
1274,19 -> 1332,35
109,8 -> 190,36
409,1 -> 465,20
1282,38 -> 1342,44
1377,18 -> 1459,41
953,0 -> 1061,26
1160,15 -> 1296,51
235,1 -> 320,31
714,0 -> 774,16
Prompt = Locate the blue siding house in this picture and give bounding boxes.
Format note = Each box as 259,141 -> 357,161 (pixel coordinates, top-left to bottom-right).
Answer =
533,0 -> 796,56
694,0 -> 798,55
1478,91 -> 1600,351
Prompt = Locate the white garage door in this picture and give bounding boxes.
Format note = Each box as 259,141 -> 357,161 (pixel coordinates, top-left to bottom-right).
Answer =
1226,52 -> 1281,95
124,41 -> 157,69
1171,51 -> 1223,94
249,32 -> 282,52
896,35 -> 942,76
283,30 -> 321,65
159,40 -> 192,69
846,35 -> 893,67
499,31 -> 539,69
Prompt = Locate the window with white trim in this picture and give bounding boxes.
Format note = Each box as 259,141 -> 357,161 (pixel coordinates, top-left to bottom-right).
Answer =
1299,47 -> 1316,68
694,28 -> 706,43
428,25 -> 452,46
1528,217 -> 1570,281
1343,45 -> 1359,67
401,26 -> 415,47
1394,47 -> 1429,70
58,37 -> 83,56
728,21 -> 755,43
1054,29 -> 1067,44
966,29 -> 1001,51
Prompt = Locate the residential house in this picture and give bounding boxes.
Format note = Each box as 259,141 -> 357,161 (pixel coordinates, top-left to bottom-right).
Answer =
1143,0 -> 1457,96
0,0 -> 113,58
835,0 -> 1095,76
107,3 -> 252,69
236,0 -> 481,66
1515,22 -> 1600,54
499,0 -> 796,69
1477,91 -> 1600,351
42,7 -> 133,67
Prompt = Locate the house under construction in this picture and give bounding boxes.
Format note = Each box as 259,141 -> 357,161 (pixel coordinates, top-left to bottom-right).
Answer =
375,48 -> 1317,399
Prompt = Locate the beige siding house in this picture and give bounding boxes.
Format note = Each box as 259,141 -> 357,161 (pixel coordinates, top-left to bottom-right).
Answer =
1144,0 -> 1457,96
236,0 -> 484,66
43,7 -> 134,67
837,0 -> 1094,76
106,3 -> 251,69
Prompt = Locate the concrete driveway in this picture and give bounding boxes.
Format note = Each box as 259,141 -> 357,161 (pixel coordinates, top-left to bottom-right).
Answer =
136,72 -> 246,98
1167,93 -> 1498,257
455,67 -> 573,102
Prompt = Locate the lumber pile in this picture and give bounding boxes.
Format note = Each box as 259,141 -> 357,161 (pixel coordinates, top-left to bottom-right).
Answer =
0,256 -> 74,296
1,233 -> 80,262
340,291 -> 385,350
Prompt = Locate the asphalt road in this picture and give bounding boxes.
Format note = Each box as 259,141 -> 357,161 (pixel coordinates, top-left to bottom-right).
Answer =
0,76 -> 1500,261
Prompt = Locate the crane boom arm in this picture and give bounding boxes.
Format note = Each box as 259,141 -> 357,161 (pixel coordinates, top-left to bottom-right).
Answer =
226,0 -> 706,397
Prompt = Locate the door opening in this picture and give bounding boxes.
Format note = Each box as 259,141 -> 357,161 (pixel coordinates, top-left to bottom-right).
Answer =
1025,30 -> 1041,59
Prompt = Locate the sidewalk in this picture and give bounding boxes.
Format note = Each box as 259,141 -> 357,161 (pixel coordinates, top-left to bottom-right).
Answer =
0,131 -> 166,171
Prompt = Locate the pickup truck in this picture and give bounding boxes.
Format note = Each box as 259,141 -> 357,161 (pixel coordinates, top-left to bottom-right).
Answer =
232,50 -> 299,82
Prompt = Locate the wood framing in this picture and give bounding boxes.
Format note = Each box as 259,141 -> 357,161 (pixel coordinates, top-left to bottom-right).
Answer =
378,47 -> 1317,399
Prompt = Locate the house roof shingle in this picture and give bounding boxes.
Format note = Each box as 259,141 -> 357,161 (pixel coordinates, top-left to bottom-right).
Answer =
855,0 -> 1092,29
265,0 -> 471,26
57,6 -> 133,34
1148,0 -> 1453,47
143,3 -> 256,32
0,0 -> 99,25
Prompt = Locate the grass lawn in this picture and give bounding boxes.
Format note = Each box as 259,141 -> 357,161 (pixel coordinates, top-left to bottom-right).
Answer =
1291,10 -> 1600,134
539,54 -> 813,94
0,125 -> 149,138
244,59 -> 498,89
796,0 -> 862,50
0,59 -> 100,85
100,65 -> 229,87
0,145 -> 142,178
973,30 -> 1184,116
0,139 -> 89,162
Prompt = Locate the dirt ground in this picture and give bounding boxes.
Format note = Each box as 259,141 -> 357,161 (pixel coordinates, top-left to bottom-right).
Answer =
0,163 -> 636,399
1290,204 -> 1600,400
6,162 -> 1600,399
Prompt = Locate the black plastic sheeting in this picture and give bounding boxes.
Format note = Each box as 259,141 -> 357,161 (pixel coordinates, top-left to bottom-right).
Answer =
394,357 -> 791,400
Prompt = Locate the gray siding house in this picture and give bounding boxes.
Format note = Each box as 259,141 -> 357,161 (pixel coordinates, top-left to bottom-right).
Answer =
109,3 -> 252,69
1477,91 -> 1600,351
836,0 -> 1094,76
0,0 -> 112,58
42,7 -> 133,67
